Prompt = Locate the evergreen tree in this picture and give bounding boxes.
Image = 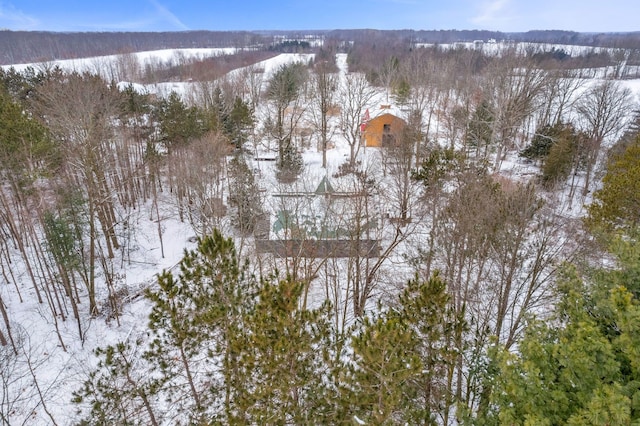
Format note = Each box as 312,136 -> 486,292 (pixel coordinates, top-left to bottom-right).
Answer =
482,259 -> 640,425
276,139 -> 304,183
144,229 -> 256,423
231,278 -> 337,424
120,83 -> 152,118
266,62 -> 307,140
77,231 -> 345,423
518,122 -> 587,189
398,273 -> 466,425
412,146 -> 462,189
154,92 -> 212,152
343,311 -> 421,425
0,82 -> 55,180
343,273 -> 465,425
540,123 -> 585,188
42,207 -> 85,339
224,96 -> 254,150
73,339 -> 162,425
76,233 -> 480,424
227,154 -> 263,234
466,99 -> 494,158
266,62 -> 308,166
392,78 -> 411,107
0,65 -> 57,104
586,136 -> 640,234
520,122 -> 563,162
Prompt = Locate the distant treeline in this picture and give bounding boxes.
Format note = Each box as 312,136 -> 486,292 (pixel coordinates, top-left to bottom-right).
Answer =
2,28 -> 640,65
328,29 -> 640,48
0,30 -> 266,65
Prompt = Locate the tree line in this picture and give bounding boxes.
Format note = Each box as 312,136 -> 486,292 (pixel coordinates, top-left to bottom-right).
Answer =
4,28 -> 640,65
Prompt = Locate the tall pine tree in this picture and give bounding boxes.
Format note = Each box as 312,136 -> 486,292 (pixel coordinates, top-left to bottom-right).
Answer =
144,229 -> 256,423
482,259 -> 640,425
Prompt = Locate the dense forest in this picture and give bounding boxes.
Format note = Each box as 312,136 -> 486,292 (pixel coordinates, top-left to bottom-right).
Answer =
1,32 -> 640,424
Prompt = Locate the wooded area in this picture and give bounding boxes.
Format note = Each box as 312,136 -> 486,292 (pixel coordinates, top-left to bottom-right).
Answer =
1,32 -> 640,424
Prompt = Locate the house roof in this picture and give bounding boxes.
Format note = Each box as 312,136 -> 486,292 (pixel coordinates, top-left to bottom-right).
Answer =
314,176 -> 335,195
367,112 -> 406,127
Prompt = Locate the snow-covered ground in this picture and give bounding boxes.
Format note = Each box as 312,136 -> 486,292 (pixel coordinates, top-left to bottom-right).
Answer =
2,47 -> 238,75
0,49 -> 374,424
420,40 -> 629,57
3,43 -> 640,424
1,203 -> 197,423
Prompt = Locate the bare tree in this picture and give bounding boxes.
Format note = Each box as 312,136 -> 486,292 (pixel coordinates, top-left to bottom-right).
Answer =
421,169 -> 575,414
309,60 -> 338,168
264,175 -> 334,307
337,166 -> 381,318
576,79 -> 633,195
537,69 -> 585,127
338,73 -> 377,167
240,64 -> 265,111
0,327 -> 61,425
482,53 -> 548,170
115,51 -> 142,82
336,159 -> 418,318
396,48 -> 455,162
377,56 -> 400,103
35,71 -> 124,316
379,110 -> 422,222
170,131 -> 231,237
